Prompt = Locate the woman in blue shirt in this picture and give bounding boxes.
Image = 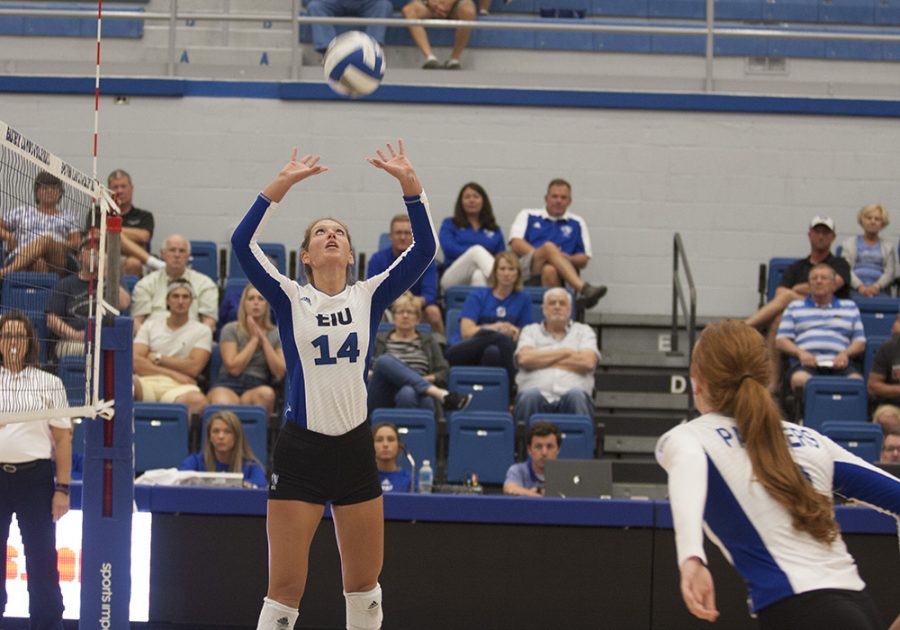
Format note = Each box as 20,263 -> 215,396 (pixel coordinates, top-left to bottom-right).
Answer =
445,251 -> 533,390
439,182 -> 506,290
373,423 -> 413,493
840,203 -> 896,297
180,409 -> 267,488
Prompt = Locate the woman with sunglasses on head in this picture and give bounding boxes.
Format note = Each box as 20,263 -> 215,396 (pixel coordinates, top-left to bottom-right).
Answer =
657,319 -> 900,629
0,310 -> 72,628
232,141 -> 435,630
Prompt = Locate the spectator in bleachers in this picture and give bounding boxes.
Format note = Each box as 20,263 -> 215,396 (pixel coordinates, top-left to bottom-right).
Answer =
367,214 -> 444,334
866,334 -> 900,420
873,404 -> 900,434
46,234 -> 131,359
0,171 -> 80,279
208,283 -> 285,418
307,0 -> 392,56
775,263 -> 866,394
445,251 -> 532,389
368,292 -> 471,414
131,234 -> 218,334
512,287 -> 599,427
105,169 -> 159,276
503,420 -> 561,497
373,422 -> 413,493
840,203 -> 896,298
439,182 -> 505,290
746,216 -> 851,331
180,410 -> 267,488
881,431 -> 900,464
402,0 -> 477,69
133,279 -> 211,422
508,179 -> 606,310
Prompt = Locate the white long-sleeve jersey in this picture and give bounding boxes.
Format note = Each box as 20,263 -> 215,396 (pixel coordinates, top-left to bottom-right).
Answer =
656,413 -> 900,612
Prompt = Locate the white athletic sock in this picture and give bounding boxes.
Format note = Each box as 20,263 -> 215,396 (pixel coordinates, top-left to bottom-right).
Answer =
345,584 -> 383,630
257,597 -> 299,630
145,255 -> 166,271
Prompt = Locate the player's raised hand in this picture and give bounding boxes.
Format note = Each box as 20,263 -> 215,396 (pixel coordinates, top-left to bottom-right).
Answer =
367,140 -> 422,197
264,148 -> 329,203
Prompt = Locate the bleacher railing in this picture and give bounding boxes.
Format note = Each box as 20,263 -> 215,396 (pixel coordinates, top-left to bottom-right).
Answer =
669,232 -> 696,409
2,2 -> 900,87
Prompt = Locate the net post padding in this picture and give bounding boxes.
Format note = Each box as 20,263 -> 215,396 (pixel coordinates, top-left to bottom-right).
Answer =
79,316 -> 134,629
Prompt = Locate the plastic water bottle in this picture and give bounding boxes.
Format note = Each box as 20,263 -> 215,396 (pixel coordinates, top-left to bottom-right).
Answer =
418,460 -> 433,494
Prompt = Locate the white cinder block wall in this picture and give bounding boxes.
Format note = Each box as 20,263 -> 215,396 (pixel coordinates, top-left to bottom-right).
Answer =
2,91 -> 900,318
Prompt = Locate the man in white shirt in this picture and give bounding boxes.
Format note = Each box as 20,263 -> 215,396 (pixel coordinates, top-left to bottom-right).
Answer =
131,234 -> 218,334
133,279 -> 212,421
513,287 -> 599,426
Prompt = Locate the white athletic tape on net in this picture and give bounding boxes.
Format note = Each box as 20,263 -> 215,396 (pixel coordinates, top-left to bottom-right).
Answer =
0,399 -> 115,426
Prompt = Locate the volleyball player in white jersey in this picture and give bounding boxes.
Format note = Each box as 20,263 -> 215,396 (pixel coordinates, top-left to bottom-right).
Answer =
232,142 -> 435,630
657,320 -> 900,629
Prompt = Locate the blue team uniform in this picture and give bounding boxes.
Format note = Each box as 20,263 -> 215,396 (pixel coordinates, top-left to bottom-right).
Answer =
508,208 -> 591,257
452,288 -> 533,345
438,217 -> 505,269
366,247 -> 438,306
231,192 -> 437,436
657,413 -> 900,613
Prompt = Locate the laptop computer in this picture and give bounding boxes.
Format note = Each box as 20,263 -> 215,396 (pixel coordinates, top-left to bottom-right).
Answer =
543,460 -> 614,499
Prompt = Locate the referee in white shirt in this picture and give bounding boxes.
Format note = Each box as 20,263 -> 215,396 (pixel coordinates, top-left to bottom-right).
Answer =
0,310 -> 72,629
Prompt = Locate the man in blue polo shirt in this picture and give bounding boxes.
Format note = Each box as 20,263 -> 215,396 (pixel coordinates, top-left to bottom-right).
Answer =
776,263 -> 866,393
503,421 -> 562,497
508,179 -> 606,311
367,213 -> 444,334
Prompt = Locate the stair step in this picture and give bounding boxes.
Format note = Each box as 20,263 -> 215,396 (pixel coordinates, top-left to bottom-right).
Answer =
595,391 -> 689,411
595,373 -> 688,394
598,352 -> 690,369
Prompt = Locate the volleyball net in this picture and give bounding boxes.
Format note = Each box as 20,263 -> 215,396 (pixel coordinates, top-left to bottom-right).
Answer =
0,119 -> 120,425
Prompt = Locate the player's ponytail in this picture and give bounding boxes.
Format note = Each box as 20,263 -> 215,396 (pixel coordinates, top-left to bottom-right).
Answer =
692,320 -> 838,544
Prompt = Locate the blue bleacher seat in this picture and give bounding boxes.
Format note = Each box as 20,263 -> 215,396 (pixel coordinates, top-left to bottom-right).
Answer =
819,0 -> 876,25
71,417 -> 86,456
1,271 -> 58,313
448,366 -> 510,413
593,0 -> 649,17
58,355 -> 87,406
0,3 -> 144,40
821,420 -> 883,463
803,376 -> 868,432
769,35 -> 827,58
189,240 -> 219,282
715,0 -> 764,20
649,0 -> 705,18
32,312 -> 50,365
208,345 -> 223,388
447,411 -> 515,484
876,0 -> 900,24
444,285 -> 477,311
527,413 -> 595,459
855,296 -> 900,338
202,404 -> 269,464
766,257 -> 800,302
762,0 -> 819,21
133,402 -> 190,472
378,232 -> 391,253
229,242 -> 286,279
863,335 -> 888,382
446,308 -> 462,344
122,274 -> 139,294
371,408 -> 437,477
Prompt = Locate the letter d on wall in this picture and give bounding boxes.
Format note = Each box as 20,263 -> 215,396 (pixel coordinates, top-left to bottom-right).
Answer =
670,375 -> 687,394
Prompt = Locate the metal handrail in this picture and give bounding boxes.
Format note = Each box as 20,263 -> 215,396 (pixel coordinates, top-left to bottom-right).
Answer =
669,233 -> 697,408
2,6 -> 899,85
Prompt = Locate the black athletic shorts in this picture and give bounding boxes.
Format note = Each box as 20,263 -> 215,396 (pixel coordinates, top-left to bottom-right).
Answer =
756,588 -> 883,630
269,421 -> 382,506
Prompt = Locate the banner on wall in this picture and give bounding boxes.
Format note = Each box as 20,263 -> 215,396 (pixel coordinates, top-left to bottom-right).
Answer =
4,511 -> 151,621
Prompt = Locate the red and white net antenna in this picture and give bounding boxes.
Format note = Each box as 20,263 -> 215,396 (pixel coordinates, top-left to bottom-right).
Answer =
92,0 -> 103,186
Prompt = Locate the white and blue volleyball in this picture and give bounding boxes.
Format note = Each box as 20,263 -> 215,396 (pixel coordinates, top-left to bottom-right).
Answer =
323,31 -> 386,98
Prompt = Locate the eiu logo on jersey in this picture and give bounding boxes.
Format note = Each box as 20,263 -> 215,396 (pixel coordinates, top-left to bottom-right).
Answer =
532,221 -> 542,229
560,225 -> 573,237
300,296 -> 312,306
496,306 -> 507,318
316,307 -> 353,327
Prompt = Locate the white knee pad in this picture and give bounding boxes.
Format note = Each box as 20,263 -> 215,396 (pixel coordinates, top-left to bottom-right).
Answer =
345,583 -> 383,630
257,597 -> 299,630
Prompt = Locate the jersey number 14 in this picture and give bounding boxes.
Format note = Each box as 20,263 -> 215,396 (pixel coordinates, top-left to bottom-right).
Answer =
312,333 -> 360,365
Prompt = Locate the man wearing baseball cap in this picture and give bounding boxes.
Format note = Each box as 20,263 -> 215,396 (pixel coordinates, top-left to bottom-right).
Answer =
746,215 -> 851,386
